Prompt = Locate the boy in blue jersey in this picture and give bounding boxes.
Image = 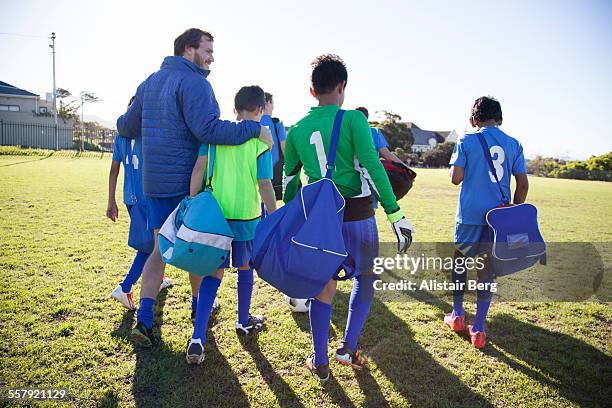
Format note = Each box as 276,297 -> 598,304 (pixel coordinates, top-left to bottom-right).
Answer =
355,106 -> 404,164
446,96 -> 529,348
106,133 -> 173,310
185,86 -> 277,364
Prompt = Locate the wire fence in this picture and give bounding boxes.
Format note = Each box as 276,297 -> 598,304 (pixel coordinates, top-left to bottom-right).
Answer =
0,120 -> 117,152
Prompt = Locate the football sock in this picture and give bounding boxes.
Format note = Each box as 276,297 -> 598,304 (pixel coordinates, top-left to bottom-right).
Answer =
344,275 -> 374,350
120,251 -> 149,293
451,250 -> 466,317
473,276 -> 494,332
136,297 -> 156,330
310,299 -> 332,367
191,296 -> 197,314
237,268 -> 254,326
192,276 -> 221,342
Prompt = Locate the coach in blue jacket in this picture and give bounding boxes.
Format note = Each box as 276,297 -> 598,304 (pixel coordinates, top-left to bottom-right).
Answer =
117,28 -> 274,347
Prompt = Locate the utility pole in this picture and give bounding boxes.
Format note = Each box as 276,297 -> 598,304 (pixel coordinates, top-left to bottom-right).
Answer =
80,92 -> 84,152
49,32 -> 58,150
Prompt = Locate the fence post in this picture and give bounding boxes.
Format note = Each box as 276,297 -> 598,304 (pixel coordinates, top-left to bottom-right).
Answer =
1,120 -> 3,146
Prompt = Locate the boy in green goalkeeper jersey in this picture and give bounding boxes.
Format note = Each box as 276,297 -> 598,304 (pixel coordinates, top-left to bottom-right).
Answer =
283,54 -> 414,382
185,85 -> 277,365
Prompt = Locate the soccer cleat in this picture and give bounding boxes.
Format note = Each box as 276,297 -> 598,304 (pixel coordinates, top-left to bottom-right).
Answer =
306,354 -> 330,383
111,285 -> 135,310
130,322 -> 156,348
467,324 -> 486,349
159,276 -> 174,291
444,313 -> 465,332
235,315 -> 265,335
334,343 -> 366,370
185,338 -> 205,365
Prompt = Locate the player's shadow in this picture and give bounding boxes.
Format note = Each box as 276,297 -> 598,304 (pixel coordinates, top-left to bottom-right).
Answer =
110,288 -> 250,407
485,313 -> 611,407
331,288 -> 493,407
238,335 -> 306,408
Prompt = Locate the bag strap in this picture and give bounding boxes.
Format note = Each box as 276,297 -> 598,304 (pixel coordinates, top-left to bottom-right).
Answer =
271,118 -> 283,160
325,109 -> 345,179
476,132 -> 509,204
204,144 -> 217,190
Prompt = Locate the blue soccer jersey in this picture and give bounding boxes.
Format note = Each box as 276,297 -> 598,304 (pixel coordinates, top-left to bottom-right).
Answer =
449,126 -> 526,225
112,135 -> 146,205
260,114 -> 286,166
371,128 -> 389,151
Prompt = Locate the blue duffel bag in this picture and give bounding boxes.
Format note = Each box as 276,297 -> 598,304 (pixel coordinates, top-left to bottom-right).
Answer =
158,146 -> 234,276
477,133 -> 546,277
253,110 -> 349,298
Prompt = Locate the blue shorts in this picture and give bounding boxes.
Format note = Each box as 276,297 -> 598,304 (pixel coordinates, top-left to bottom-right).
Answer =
126,204 -> 154,253
146,195 -> 185,231
338,216 -> 379,279
454,223 -> 493,257
220,240 -> 253,269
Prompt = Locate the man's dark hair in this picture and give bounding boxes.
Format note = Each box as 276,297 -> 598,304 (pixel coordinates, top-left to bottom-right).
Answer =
471,96 -> 502,123
174,28 -> 214,56
235,85 -> 265,112
355,106 -> 369,119
311,54 -> 348,95
264,92 -> 273,104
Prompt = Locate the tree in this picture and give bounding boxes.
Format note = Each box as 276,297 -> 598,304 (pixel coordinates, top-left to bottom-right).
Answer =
376,111 -> 414,152
422,142 -> 456,167
79,91 -> 101,151
56,87 -> 78,121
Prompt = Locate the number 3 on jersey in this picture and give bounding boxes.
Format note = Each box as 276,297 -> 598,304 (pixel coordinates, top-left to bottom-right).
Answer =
310,131 -> 327,177
488,145 -> 504,182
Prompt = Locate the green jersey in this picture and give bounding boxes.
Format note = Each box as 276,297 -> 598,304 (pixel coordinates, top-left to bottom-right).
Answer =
283,104 -> 402,220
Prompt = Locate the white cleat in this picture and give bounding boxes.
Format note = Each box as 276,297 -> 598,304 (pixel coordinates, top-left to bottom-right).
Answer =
111,285 -> 135,310
185,338 -> 205,365
159,276 -> 174,291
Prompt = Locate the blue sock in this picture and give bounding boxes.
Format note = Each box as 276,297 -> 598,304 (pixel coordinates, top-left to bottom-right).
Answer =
309,299 -> 332,366
451,250 -> 466,317
120,251 -> 149,293
237,269 -> 254,325
472,276 -> 494,332
136,297 -> 156,330
192,276 -> 221,342
191,296 -> 197,313
343,275 -> 374,350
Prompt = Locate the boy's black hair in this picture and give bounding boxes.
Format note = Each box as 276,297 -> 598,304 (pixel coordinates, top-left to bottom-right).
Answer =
264,92 -> 273,104
235,85 -> 265,112
174,28 -> 214,56
471,96 -> 503,123
355,106 -> 369,119
310,54 -> 348,95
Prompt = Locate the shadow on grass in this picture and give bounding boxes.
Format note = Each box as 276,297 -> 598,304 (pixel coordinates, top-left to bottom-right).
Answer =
238,335 -> 306,408
108,288 -> 250,407
0,151 -> 55,167
331,288 -> 493,407
486,313 -> 612,407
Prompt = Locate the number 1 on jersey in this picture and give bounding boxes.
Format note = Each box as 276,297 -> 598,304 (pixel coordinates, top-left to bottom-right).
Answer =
310,131 -> 327,177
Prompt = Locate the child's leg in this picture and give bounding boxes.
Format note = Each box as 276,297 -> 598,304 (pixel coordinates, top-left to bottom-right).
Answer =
310,279 -> 337,366
189,273 -> 203,316
192,269 -> 224,342
237,263 -> 253,326
472,256 -> 494,333
120,251 -> 150,293
451,249 -> 467,317
343,274 -> 375,351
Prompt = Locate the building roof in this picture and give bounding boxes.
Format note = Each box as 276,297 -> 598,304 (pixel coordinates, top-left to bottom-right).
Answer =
412,128 -> 446,146
0,81 -> 38,97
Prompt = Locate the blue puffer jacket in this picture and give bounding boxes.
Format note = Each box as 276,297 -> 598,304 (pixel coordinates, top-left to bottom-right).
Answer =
117,56 -> 261,197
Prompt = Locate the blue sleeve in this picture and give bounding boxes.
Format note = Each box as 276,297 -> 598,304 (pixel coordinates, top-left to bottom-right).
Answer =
112,136 -> 121,162
277,120 -> 287,142
257,150 -> 273,180
198,144 -> 209,157
116,82 -> 144,139
449,137 -> 467,167
180,75 -> 260,145
512,142 -> 527,175
377,129 -> 389,149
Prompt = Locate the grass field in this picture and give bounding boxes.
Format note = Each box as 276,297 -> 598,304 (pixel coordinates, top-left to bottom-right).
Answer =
0,154 -> 611,407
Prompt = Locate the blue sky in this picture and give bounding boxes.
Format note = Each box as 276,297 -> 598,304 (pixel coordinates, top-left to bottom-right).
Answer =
1,0 -> 611,159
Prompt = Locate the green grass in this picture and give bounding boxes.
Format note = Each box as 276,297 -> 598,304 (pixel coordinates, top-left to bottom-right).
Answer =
0,155 -> 610,407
